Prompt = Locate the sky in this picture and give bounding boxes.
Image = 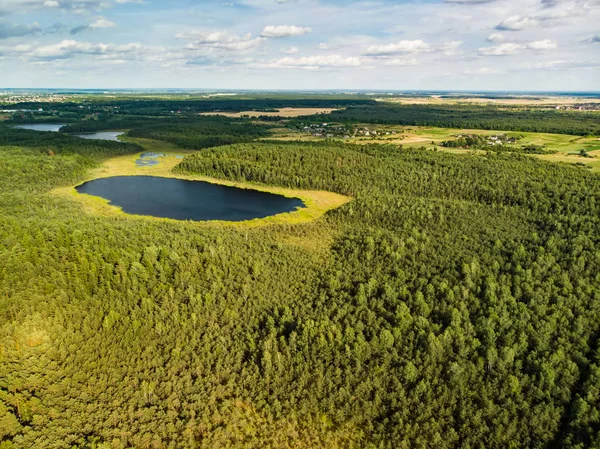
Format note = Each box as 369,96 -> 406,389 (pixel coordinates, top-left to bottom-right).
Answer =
0,0 -> 598,90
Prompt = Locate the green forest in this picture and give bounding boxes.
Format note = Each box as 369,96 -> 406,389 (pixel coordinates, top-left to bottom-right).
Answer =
306,104 -> 600,136
1,108 -> 600,449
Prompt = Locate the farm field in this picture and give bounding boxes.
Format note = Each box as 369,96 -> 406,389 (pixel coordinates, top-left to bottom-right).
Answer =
200,107 -> 340,118
294,125 -> 600,171
378,96 -> 600,107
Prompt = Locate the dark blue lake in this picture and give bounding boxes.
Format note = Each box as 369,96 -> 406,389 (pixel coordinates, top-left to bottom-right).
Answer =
76,176 -> 305,221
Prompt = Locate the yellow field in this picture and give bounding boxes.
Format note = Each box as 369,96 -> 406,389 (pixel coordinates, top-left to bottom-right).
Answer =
200,107 -> 339,118
52,137 -> 352,227
378,96 -> 600,107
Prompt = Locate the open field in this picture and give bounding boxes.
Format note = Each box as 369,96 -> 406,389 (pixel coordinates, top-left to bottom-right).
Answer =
378,96 -> 600,107
200,107 -> 340,118
53,136 -> 352,227
338,125 -> 600,171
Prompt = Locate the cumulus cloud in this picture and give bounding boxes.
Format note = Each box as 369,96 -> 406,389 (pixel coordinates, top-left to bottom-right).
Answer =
495,3 -> 587,32
176,30 -> 264,52
364,39 -> 431,56
0,0 -> 142,15
260,25 -> 311,38
487,33 -> 504,42
439,41 -> 462,55
478,39 -> 557,55
364,39 -> 461,57
527,39 -> 557,50
177,26 -> 310,56
90,17 -> 115,28
71,17 -> 115,34
13,39 -> 145,60
254,54 -> 363,69
496,15 -> 538,31
478,43 -> 523,55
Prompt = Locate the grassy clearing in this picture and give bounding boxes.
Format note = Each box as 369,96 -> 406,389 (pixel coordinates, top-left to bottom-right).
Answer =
377,96 -> 600,106
344,126 -> 600,171
52,138 -> 352,228
200,108 -> 340,118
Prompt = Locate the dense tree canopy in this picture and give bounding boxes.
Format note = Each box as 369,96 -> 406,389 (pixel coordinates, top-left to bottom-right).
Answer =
127,117 -> 269,150
305,104 -> 600,136
1,126 -> 599,448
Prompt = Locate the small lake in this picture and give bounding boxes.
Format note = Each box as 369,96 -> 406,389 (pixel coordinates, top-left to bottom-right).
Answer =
14,125 -> 124,142
76,176 -> 305,221
73,131 -> 124,142
15,124 -> 65,132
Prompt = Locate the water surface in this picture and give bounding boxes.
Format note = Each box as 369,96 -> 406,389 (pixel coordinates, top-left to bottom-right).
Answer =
136,152 -> 165,167
14,125 -> 124,141
15,124 -> 65,132
76,176 -> 305,221
73,131 -> 124,141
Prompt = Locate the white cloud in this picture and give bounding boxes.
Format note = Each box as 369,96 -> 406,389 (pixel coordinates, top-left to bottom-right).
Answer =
478,39 -> 558,56
496,15 -> 539,31
260,25 -> 311,38
1,0 -> 110,14
254,54 -> 363,69
439,41 -> 462,55
444,0 -> 496,3
465,67 -> 501,75
364,39 -> 461,57
176,30 -> 264,52
0,0 -> 598,90
487,33 -> 504,42
364,39 -> 431,56
527,39 -> 557,50
89,17 -> 115,28
383,57 -> 418,66
478,43 -> 523,55
15,39 -> 145,60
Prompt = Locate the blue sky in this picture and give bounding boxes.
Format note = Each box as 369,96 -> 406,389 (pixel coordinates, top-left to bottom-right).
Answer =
0,0 -> 598,90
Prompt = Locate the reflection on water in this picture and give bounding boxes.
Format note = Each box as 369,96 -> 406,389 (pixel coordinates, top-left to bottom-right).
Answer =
14,124 -> 65,132
14,125 -> 125,142
76,176 -> 305,221
73,132 -> 124,142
